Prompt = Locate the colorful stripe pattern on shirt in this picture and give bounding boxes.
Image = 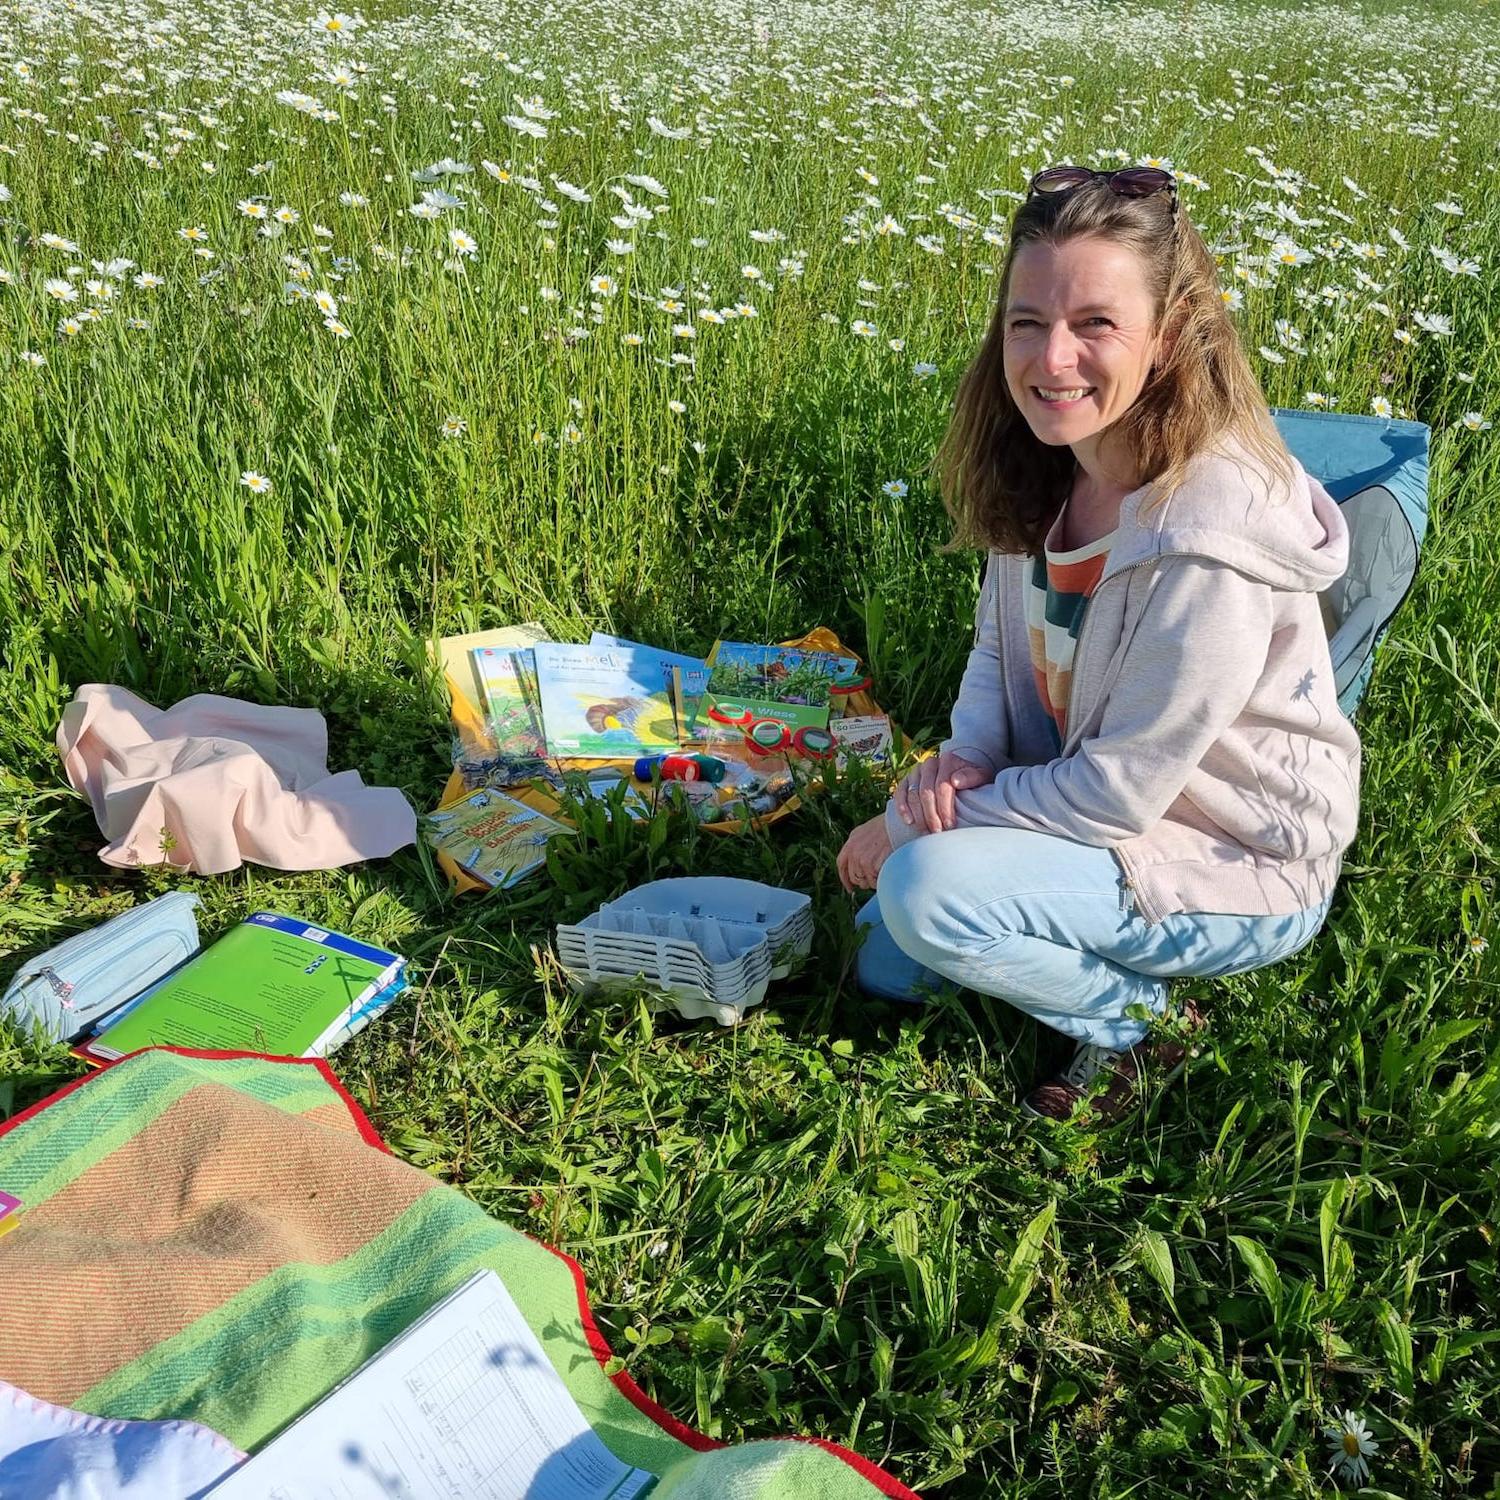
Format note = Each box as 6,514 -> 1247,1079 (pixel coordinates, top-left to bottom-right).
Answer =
1026,510 -> 1116,748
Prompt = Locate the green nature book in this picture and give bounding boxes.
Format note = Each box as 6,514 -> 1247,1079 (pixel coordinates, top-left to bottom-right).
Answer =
431,623 -> 550,728
473,644 -> 548,759
701,641 -> 860,738
80,913 -> 406,1063
424,786 -> 573,888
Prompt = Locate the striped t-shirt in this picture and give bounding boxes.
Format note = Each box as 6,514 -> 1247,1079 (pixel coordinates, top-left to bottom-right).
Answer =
1026,507 -> 1117,748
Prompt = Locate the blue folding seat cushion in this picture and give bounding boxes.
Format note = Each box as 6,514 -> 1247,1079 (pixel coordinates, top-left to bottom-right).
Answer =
1270,407 -> 1430,717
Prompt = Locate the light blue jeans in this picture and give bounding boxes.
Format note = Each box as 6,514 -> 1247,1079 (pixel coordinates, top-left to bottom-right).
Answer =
856,827 -> 1333,1050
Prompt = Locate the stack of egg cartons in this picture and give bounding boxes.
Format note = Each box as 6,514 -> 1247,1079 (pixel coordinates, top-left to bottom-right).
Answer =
555,877 -> 814,1025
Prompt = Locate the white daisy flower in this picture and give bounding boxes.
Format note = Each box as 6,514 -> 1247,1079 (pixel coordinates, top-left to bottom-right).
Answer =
1370,396 -> 1393,418
882,479 -> 908,499
1324,1409 -> 1378,1486
1413,310 -> 1454,337
1460,411 -> 1492,431
240,471 -> 273,494
503,115 -> 547,139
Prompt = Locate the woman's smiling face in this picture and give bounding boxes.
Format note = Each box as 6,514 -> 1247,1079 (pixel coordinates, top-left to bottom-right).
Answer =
1002,236 -> 1164,448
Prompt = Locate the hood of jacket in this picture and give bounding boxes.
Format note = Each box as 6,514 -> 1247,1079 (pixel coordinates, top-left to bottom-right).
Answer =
1102,433 -> 1349,594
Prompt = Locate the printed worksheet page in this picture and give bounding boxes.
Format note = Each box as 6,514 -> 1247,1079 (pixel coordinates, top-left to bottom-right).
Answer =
208,1270 -> 656,1499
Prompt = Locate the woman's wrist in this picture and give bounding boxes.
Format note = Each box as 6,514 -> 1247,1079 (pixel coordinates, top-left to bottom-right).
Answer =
884,797 -> 925,850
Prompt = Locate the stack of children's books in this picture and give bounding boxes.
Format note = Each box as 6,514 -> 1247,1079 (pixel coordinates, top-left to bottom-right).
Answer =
426,629 -> 894,890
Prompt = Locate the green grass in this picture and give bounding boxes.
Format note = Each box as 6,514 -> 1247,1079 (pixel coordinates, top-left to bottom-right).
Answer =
2,0 -> 1499,1492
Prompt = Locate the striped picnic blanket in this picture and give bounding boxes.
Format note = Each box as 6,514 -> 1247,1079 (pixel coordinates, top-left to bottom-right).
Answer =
0,1048 -> 914,1498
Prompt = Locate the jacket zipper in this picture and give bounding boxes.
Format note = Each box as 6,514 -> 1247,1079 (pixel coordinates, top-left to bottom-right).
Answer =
1061,558 -> 1167,926
1061,559 -> 1156,751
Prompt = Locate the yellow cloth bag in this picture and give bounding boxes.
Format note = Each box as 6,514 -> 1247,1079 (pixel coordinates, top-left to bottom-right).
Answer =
427,627 -> 904,894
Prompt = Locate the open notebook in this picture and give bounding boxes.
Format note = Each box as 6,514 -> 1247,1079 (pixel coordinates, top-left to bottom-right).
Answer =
208,1270 -> 655,1498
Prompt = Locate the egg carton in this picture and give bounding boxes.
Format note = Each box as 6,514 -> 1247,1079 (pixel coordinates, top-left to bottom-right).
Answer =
555,877 -> 813,1024
595,877 -> 813,977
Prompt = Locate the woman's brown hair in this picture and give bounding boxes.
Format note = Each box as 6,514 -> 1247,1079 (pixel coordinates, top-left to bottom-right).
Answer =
934,177 -> 1296,555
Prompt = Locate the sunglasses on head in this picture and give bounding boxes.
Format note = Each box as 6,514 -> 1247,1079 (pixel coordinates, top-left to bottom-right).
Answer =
1027,165 -> 1179,217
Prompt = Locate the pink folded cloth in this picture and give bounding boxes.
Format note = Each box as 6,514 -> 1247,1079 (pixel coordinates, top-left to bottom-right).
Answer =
56,685 -> 417,876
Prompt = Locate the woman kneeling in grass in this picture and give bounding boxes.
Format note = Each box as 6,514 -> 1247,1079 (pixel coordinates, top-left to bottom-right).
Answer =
837,166 -> 1360,1124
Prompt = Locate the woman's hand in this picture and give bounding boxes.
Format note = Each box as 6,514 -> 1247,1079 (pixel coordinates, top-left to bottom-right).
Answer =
895,751 -> 992,834
837,814 -> 894,892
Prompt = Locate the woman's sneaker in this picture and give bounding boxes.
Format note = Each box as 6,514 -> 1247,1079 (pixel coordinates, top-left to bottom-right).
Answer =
1021,1001 -> 1204,1124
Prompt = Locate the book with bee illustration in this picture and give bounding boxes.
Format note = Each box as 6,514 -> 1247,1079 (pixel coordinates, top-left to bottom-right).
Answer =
531,642 -> 681,759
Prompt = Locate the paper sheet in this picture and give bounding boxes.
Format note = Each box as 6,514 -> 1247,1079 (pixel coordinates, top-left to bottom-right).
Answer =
209,1270 -> 656,1499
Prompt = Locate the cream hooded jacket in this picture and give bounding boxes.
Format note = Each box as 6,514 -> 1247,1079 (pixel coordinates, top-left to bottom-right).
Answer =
884,439 -> 1362,925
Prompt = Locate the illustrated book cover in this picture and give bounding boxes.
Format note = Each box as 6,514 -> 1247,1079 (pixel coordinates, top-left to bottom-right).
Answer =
531,643 -> 680,759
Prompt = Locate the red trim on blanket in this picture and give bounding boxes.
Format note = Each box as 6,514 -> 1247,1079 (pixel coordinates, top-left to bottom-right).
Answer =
0,1048 -> 918,1498
528,1231 -> 721,1453
0,1066 -> 104,1141
528,1234 -> 918,1495
785,1436 -> 921,1497
0,1046 -> 391,1154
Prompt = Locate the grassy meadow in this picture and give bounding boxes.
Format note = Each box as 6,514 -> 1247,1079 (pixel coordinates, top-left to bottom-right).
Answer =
3,0 -> 1499,1492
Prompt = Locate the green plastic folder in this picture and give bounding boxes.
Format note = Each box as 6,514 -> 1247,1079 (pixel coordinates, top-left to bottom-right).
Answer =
83,912 -> 405,1062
